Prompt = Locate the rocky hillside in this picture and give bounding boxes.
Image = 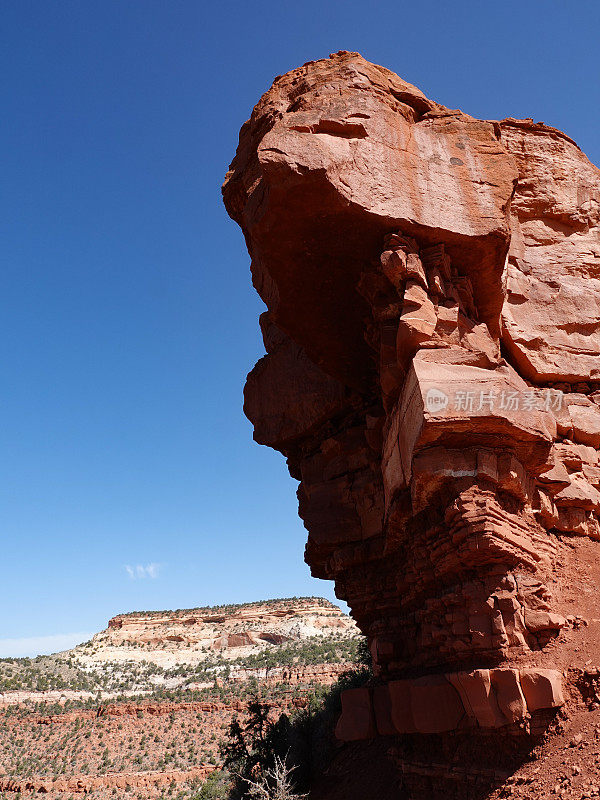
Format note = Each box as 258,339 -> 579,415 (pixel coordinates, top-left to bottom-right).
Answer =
0,597 -> 357,701
0,598 -> 361,798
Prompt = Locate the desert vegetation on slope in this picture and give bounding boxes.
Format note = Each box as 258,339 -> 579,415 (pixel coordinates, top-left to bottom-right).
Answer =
0,598 -> 365,799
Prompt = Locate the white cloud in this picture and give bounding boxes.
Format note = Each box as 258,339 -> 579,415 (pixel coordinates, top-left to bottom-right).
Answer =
124,562 -> 161,580
0,632 -> 94,659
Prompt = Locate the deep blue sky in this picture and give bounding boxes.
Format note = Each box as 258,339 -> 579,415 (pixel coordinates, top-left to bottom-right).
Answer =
1,1 -> 598,656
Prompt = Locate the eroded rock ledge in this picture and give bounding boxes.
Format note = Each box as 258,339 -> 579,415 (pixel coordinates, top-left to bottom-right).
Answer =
223,51 -> 600,750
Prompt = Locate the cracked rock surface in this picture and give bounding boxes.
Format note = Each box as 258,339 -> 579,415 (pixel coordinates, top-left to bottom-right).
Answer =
224,51 -> 600,761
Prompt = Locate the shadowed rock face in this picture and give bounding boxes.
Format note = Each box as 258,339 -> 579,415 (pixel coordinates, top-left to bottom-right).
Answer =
223,52 -> 600,735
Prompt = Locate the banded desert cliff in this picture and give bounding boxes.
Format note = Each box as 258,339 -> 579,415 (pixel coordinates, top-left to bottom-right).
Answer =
223,51 -> 600,799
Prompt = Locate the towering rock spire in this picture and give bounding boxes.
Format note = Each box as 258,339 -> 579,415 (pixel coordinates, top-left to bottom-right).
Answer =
224,51 -> 600,746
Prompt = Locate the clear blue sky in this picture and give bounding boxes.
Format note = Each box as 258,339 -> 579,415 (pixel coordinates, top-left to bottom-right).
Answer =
1,1 -> 598,657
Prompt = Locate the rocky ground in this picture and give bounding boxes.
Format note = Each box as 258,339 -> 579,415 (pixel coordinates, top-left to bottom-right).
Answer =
0,597 -> 359,798
310,684 -> 600,800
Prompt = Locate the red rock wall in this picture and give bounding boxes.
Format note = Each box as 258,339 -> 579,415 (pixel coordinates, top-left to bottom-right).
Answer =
223,52 -> 600,737
0,767 -> 216,795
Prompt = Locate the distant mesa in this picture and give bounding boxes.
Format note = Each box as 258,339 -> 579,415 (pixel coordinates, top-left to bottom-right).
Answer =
74,597 -> 357,669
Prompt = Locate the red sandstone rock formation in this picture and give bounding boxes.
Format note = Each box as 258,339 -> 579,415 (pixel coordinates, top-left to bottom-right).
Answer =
223,51 -> 600,744
0,766 -> 215,795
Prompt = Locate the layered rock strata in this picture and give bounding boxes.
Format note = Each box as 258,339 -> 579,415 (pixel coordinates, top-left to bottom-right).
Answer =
223,51 -> 600,744
75,597 -> 356,667
0,767 -> 216,796
335,667 -> 564,740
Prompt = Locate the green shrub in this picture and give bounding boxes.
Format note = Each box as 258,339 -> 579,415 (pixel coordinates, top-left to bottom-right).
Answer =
192,770 -> 230,799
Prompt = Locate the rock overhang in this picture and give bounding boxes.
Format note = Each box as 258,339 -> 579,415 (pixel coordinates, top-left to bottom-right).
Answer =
223,53 -> 600,741
224,51 -> 518,392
